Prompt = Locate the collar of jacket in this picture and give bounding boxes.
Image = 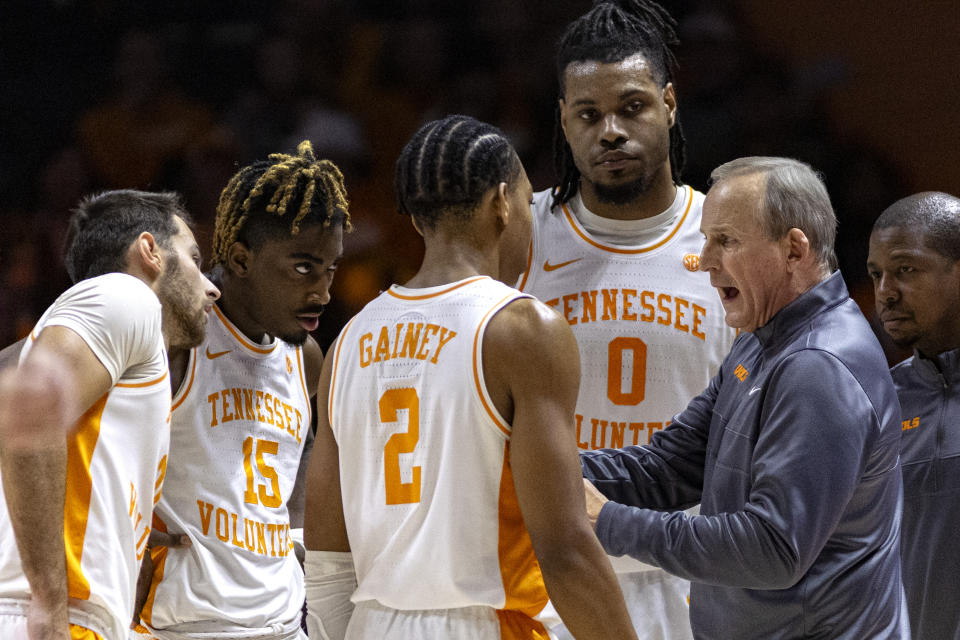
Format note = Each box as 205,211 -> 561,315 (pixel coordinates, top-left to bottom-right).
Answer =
753,270 -> 848,352
910,345 -> 960,385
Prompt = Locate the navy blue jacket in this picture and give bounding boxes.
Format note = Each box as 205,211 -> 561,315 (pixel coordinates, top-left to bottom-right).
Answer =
582,272 -> 907,638
893,346 -> 960,639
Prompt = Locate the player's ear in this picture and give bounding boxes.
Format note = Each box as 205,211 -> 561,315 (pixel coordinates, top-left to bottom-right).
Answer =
483,182 -> 510,235
496,182 -> 510,229
131,231 -> 163,278
226,242 -> 252,277
663,82 -> 677,128
558,98 -> 570,138
410,215 -> 424,238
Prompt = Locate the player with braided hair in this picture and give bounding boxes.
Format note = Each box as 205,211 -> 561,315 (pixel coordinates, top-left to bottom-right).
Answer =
515,1 -> 736,638
303,115 -> 637,639
133,142 -> 350,640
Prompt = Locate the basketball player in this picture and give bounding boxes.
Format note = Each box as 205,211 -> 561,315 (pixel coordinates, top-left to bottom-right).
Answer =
0,190 -> 220,640
302,115 -> 637,639
514,1 -> 736,638
134,142 -> 350,640
868,192 -> 960,639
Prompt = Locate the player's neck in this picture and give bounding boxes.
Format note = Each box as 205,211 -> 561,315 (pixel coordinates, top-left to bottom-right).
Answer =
405,241 -> 499,289
216,287 -> 269,344
580,174 -> 677,221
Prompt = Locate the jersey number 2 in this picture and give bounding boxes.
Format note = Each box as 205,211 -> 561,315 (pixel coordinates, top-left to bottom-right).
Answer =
380,388 -> 421,505
607,337 -> 647,405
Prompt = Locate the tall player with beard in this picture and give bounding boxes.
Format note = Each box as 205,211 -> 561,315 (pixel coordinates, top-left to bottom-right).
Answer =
514,1 -> 735,638
135,142 -> 350,640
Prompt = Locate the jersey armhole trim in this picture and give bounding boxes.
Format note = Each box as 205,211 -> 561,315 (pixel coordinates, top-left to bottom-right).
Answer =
115,370 -> 168,389
139,514 -> 169,627
328,316 -> 359,430
171,349 -> 197,411
295,347 -> 312,427
473,293 -> 528,437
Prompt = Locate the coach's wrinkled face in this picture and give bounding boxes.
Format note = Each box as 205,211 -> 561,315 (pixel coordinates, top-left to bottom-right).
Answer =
868,226 -> 960,356
699,173 -> 794,333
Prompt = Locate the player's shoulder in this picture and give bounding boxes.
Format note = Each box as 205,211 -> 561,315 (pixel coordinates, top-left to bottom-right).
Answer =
63,272 -> 158,308
483,296 -> 579,393
49,273 -> 161,337
486,295 -> 572,351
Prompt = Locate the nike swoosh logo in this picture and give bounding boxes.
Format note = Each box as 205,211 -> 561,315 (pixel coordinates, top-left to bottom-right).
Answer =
205,347 -> 231,360
748,386 -> 762,396
543,258 -> 582,272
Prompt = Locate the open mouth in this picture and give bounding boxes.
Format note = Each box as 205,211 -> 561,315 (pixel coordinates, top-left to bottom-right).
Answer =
719,286 -> 739,303
297,314 -> 321,332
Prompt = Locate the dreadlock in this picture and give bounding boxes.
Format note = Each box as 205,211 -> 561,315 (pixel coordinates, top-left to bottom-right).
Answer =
212,140 -> 351,265
552,0 -> 687,209
395,115 -> 521,230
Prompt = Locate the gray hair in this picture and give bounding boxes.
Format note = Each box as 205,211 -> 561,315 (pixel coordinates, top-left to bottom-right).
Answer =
710,157 -> 838,271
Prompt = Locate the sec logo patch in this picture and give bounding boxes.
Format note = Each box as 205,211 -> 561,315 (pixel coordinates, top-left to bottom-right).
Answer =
683,253 -> 700,272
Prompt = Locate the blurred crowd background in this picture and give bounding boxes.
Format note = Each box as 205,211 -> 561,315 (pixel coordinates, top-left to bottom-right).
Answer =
1,0 -> 957,362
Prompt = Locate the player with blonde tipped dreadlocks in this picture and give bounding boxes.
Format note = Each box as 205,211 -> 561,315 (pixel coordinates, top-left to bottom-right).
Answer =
131,141 -> 350,640
514,2 -> 736,639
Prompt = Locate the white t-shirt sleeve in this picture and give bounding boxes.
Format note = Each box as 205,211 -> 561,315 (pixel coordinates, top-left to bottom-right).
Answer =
40,273 -> 163,385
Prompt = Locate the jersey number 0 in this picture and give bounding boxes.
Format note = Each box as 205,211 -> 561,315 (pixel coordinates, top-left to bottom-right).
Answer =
607,337 -> 647,405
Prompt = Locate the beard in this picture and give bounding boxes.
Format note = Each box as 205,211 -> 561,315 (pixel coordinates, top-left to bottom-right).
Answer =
158,257 -> 207,349
277,329 -> 310,347
592,176 -> 653,205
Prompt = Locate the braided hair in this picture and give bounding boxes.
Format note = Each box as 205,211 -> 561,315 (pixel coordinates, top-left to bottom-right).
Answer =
212,140 -> 351,265
552,0 -> 686,209
395,115 -> 521,230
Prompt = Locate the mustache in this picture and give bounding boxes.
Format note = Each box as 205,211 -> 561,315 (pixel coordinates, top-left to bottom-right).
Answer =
296,306 -> 326,316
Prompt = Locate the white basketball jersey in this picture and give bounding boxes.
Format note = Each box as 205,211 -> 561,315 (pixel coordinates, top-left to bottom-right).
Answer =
519,186 -> 735,451
329,276 -> 550,631
0,273 -> 170,640
142,304 -> 311,636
